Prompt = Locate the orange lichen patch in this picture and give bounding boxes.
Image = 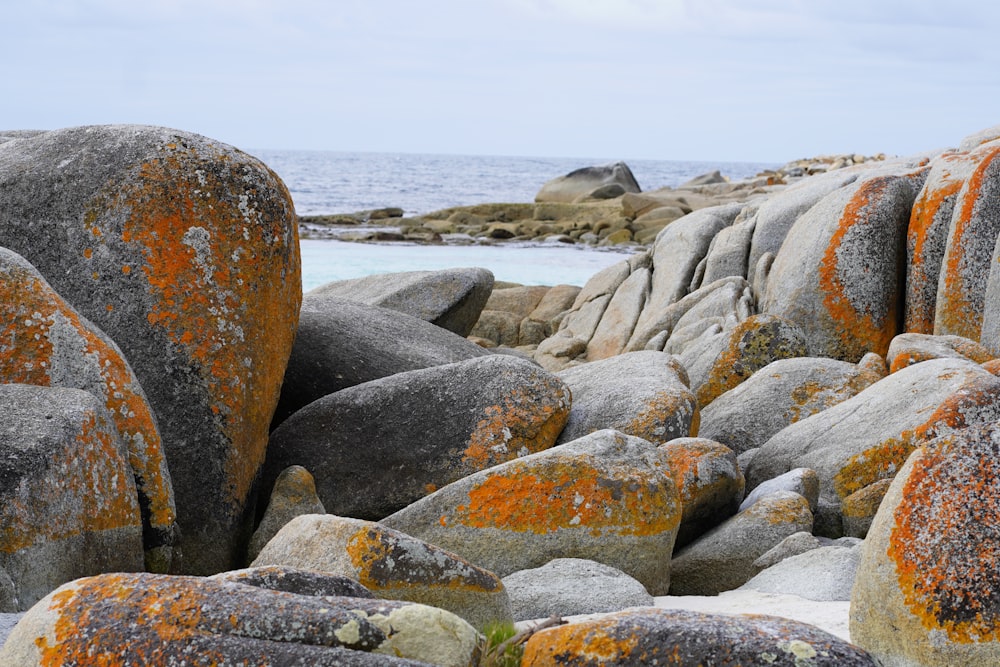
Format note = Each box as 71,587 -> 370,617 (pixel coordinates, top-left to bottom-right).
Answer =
818,176 -> 907,360
835,432 -> 920,500
82,247 -> 93,259
984,359 -> 1000,375
345,526 -> 500,593
109,145 -> 301,512
625,390 -> 699,444
905,155 -> 968,333
522,618 -> 640,666
0,261 -> 176,536
0,409 -> 140,554
450,460 -> 679,537
841,478 -> 891,519
696,316 -> 806,407
889,427 -> 1000,643
660,440 -> 739,509
936,146 -> 1000,339
747,493 -> 812,526
462,384 -> 569,470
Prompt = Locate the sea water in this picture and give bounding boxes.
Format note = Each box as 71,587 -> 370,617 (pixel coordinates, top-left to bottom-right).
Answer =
252,150 -> 778,287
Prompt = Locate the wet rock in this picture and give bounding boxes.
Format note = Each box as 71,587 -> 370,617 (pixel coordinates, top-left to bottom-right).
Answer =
252,514 -> 511,629
502,558 -> 652,622
383,429 -> 682,595
306,267 -> 494,337
264,355 -> 570,520
0,125 -> 301,574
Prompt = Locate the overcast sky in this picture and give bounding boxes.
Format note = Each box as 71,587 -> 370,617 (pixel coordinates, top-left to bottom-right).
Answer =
4,1 -> 998,162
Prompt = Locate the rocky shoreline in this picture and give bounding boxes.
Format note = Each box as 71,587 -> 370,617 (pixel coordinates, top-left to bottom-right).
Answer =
2,123 -> 1000,665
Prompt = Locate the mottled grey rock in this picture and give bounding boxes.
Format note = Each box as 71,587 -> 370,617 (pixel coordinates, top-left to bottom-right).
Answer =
502,558 -> 652,622
265,355 -> 570,520
0,385 -> 143,610
306,267 -> 494,337
740,468 -> 819,513
0,124 -> 301,574
585,267 -> 651,360
887,332 -> 995,372
248,465 -> 325,562
212,565 -> 373,599
669,491 -> 813,595
752,531 -> 825,571
535,161 -> 641,203
556,351 -> 697,445
252,514 -> 511,629
273,296 -> 488,427
383,429 -> 682,595
698,217 -> 756,287
741,544 -> 861,601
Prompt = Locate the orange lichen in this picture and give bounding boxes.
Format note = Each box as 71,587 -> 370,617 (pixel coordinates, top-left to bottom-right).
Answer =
450,460 -> 679,538
748,494 -> 812,526
889,429 -> 1000,643
522,619 -> 640,666
625,390 -> 698,444
0,263 -> 175,540
935,146 -> 1000,339
818,176 -> 904,360
462,384 -> 569,470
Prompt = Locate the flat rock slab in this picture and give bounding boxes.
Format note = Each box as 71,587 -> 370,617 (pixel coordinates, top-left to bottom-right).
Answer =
264,354 -> 570,519
306,267 -> 494,337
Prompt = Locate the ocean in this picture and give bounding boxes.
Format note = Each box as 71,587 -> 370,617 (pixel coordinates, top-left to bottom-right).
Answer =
251,150 -> 778,288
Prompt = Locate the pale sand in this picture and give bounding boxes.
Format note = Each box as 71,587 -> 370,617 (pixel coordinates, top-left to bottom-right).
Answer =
517,591 -> 853,643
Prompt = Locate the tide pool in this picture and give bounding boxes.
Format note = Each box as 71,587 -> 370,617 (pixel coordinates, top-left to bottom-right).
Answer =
299,239 -> 636,291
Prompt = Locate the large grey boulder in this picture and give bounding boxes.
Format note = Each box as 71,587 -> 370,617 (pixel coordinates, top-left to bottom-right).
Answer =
535,161 -> 641,203
272,296 -> 488,427
0,385 -> 143,610
264,354 -> 570,520
556,351 -> 697,445
383,429 -> 682,595
502,558 -> 652,622
740,543 -> 861,601
0,125 -> 301,574
306,267 -> 494,337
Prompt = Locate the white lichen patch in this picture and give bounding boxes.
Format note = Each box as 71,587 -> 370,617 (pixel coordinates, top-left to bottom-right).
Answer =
333,618 -> 361,645
369,604 -> 479,667
181,226 -> 216,286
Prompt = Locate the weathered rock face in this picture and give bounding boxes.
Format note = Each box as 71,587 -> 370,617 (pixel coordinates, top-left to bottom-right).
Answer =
521,607 -> 876,666
698,355 -> 886,455
669,490 -> 814,596
212,565 -> 373,599
382,429 -> 682,595
0,385 -> 143,610
535,161 -> 641,204
0,125 -> 301,574
264,354 -> 570,520
502,558 -> 653,622
555,351 -> 698,445
0,246 -> 176,572
252,514 -> 511,629
851,423 -> 1000,666
0,572 -> 472,666
305,267 -> 494,337
886,332 -> 995,372
744,358 -> 1000,524
273,296 -> 488,427
741,543 -> 861,601
247,465 -> 325,562
762,169 -> 926,361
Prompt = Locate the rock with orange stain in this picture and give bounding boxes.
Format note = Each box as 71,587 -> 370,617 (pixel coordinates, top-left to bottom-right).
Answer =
851,423 -> 1000,666
264,354 -> 569,520
555,351 -> 697,445
904,150 -> 984,333
934,143 -> 1000,342
306,267 -> 494,337
745,358 -> 1000,533
382,429 -> 682,595
840,478 -> 891,538
0,571 -> 463,666
521,607 -> 875,666
272,296 -> 488,427
247,465 -> 325,562
0,246 -> 177,573
0,385 -> 143,610
658,437 -> 744,548
669,490 -> 813,595
0,125 -> 301,574
681,313 -> 809,407
761,167 -> 927,361
740,468 -> 819,513
250,513 -> 512,628
699,354 -> 886,455
887,332 -> 995,373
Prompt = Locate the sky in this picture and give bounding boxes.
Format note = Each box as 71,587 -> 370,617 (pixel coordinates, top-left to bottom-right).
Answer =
4,0 -> 999,163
